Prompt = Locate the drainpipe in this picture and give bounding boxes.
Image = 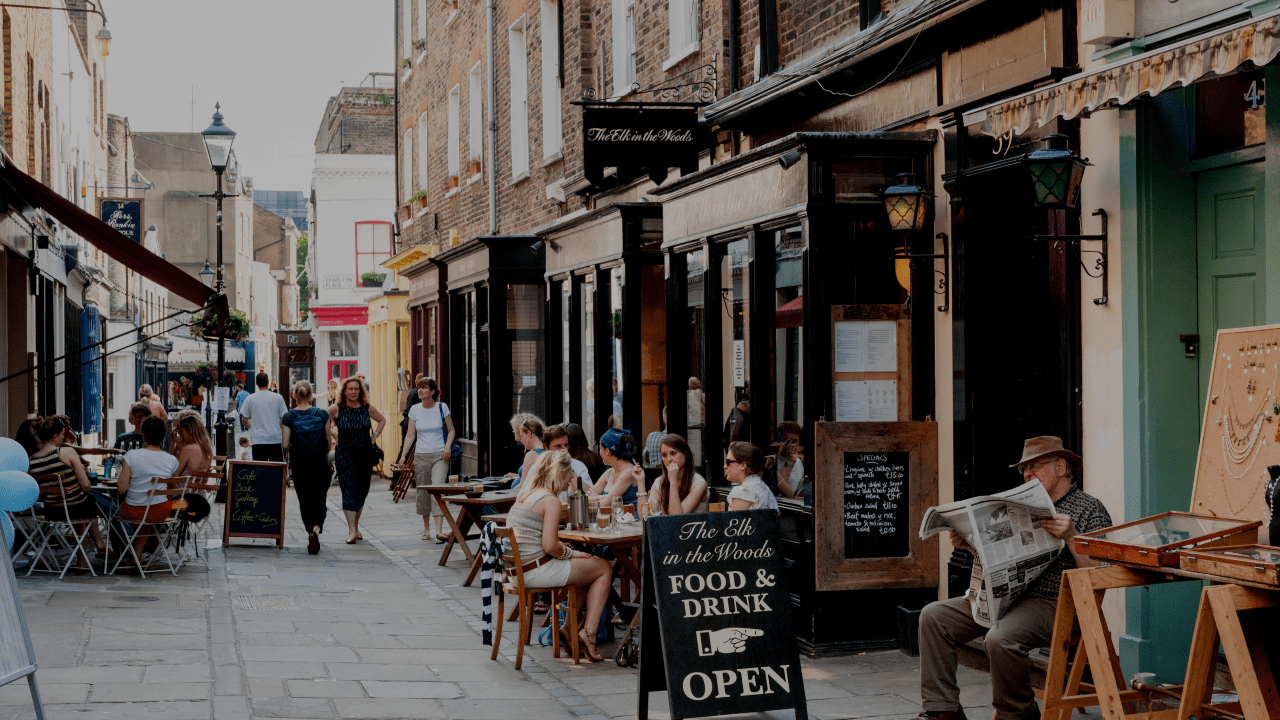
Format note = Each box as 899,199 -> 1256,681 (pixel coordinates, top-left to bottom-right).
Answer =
486,0 -> 498,234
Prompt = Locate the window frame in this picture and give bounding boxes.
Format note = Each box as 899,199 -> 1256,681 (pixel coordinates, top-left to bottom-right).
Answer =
540,0 -> 563,160
469,62 -> 484,177
354,221 -> 394,287
447,84 -> 461,180
417,111 -> 429,192
508,17 -> 530,178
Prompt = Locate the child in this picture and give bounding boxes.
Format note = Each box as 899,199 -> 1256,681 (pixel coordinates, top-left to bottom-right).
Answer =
237,436 -> 251,461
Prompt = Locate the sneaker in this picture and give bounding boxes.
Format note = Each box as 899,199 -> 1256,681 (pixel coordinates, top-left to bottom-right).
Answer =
307,533 -> 320,555
916,711 -> 968,720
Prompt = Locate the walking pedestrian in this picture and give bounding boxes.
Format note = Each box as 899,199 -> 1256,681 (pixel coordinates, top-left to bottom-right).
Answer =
240,372 -> 289,461
323,379 -> 340,409
328,376 -> 387,544
138,384 -> 168,423
234,383 -> 251,430
396,377 -> 455,543
282,380 -> 332,555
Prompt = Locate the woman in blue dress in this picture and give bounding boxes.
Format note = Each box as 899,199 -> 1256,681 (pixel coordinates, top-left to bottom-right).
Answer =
328,376 -> 387,544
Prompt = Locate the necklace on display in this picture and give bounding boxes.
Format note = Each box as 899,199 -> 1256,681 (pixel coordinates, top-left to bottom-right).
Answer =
1217,341 -> 1280,515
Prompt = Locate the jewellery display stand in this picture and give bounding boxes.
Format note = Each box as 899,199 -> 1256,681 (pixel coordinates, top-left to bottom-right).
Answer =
1179,544 -> 1280,586
1074,512 -> 1261,566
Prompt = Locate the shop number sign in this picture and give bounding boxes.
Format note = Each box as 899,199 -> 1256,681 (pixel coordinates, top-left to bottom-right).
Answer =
637,511 -> 807,720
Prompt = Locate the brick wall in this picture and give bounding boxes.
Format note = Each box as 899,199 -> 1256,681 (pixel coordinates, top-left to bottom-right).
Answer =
1,5 -> 53,177
314,87 -> 396,155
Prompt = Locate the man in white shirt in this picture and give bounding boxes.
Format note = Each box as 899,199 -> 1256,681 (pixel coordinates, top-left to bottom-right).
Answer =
240,372 -> 289,461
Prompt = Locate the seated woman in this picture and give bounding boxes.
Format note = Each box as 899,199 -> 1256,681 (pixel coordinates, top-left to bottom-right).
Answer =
116,416 -> 182,559
724,441 -> 778,512
505,413 -> 546,488
640,434 -> 708,515
592,428 -> 643,507
171,413 -> 213,476
506,451 -> 613,661
29,416 -> 105,569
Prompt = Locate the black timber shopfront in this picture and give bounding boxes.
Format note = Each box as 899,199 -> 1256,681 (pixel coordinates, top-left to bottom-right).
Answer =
403,256 -> 447,397
652,131 -> 939,654
540,203 -> 665,447
434,236 -> 546,477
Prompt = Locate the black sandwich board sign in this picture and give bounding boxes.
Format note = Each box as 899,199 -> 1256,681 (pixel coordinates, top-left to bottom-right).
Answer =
638,510 -> 807,720
0,535 -> 46,719
223,460 -> 287,548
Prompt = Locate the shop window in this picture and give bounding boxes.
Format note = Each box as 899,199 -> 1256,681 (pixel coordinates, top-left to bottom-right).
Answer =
455,290 -> 481,441
1197,69 -> 1265,157
355,221 -> 393,286
719,239 -> 751,448
426,305 -> 438,381
771,226 -> 805,498
330,330 -> 359,357
579,274 -> 596,436
685,247 -> 708,473
509,284 -> 545,418
609,266 -> 625,429
560,281 -> 571,421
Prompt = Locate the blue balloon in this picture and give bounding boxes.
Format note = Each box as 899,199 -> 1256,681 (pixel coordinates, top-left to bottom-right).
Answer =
0,438 -> 27,474
0,470 -> 39,512
0,512 -> 12,551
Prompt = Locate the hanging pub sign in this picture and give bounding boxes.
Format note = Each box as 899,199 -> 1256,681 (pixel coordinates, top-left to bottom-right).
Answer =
99,198 -> 145,243
582,104 -> 703,187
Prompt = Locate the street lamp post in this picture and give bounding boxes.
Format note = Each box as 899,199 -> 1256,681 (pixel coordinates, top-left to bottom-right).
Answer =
200,103 -> 236,457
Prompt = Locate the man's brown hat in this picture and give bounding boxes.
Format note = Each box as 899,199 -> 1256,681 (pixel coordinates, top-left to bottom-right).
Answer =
1009,436 -> 1082,468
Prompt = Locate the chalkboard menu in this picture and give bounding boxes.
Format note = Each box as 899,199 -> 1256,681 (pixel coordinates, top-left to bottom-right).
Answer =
637,511 -> 807,720
843,451 -> 910,559
223,461 -> 287,548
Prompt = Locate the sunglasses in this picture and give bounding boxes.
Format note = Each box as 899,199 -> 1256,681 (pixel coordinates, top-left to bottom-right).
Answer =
724,459 -> 743,467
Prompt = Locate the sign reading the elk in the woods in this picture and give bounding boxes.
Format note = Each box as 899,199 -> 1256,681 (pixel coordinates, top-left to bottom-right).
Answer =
638,511 -> 807,720
223,461 -> 287,548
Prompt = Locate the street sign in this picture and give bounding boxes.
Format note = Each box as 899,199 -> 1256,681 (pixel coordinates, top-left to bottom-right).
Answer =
223,461 -> 287,548
98,198 -> 145,243
638,511 -> 807,720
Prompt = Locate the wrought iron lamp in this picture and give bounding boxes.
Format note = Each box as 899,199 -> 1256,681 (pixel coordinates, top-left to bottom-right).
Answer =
1025,134 -> 1109,306
199,104 -> 238,458
199,260 -> 214,288
884,173 -> 949,313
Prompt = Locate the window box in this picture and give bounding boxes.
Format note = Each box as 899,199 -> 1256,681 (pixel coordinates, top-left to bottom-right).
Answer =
447,174 -> 460,190
468,158 -> 482,176
361,272 -> 387,288
412,191 -> 429,210
399,205 -> 413,222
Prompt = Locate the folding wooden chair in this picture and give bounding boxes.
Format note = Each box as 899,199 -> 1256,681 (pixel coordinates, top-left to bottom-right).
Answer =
490,526 -> 591,669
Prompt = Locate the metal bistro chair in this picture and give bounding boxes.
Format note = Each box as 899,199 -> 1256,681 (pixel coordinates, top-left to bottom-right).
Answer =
183,468 -> 226,562
111,475 -> 192,578
490,525 -> 591,669
26,473 -> 103,578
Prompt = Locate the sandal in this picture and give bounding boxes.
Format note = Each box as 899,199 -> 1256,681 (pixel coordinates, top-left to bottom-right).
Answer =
435,534 -> 448,544
578,629 -> 604,662
421,531 -> 432,540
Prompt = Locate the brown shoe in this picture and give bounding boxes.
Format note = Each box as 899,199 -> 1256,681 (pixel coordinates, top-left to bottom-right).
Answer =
916,710 -> 968,720
307,532 -> 320,555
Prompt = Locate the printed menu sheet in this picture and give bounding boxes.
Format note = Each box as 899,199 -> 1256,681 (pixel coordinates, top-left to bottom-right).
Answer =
834,320 -> 897,373
835,380 -> 898,422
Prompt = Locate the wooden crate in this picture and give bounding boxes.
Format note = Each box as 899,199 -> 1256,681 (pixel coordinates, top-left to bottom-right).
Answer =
1073,511 -> 1260,566
1179,544 -> 1280,586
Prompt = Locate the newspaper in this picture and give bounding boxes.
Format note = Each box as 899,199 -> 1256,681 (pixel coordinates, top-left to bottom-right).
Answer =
918,480 -> 1063,627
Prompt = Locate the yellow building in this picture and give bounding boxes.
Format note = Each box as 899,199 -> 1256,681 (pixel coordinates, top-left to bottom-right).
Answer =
367,290 -> 412,469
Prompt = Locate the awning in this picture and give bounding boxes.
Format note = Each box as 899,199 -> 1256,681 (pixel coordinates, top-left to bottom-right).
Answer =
963,10 -> 1280,138
776,295 -> 804,329
168,336 -> 245,372
0,155 -> 217,308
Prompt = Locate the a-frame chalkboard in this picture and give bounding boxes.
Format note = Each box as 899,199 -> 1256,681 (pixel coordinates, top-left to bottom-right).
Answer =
223,461 -> 287,548
0,535 -> 45,719
637,511 -> 807,720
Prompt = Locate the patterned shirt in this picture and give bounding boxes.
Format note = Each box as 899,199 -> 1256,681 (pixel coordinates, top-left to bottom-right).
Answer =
728,475 -> 779,511
643,430 -> 665,468
1023,484 -> 1112,600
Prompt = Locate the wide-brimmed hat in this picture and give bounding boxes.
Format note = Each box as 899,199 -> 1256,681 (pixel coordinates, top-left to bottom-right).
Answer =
1009,436 -> 1082,468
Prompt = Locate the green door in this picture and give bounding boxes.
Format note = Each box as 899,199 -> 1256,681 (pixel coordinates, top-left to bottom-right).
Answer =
1197,163 -> 1267,405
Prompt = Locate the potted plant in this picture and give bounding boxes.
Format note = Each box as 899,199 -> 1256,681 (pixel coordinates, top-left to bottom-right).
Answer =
402,57 -> 411,68
469,155 -> 482,176
412,190 -> 429,210
400,204 -> 412,221
362,272 -> 387,288
194,308 -> 251,343
449,0 -> 458,10
413,38 -> 426,51
447,174 -> 460,190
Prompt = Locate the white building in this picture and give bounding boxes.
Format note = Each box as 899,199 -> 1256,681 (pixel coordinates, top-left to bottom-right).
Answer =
251,260 -> 279,375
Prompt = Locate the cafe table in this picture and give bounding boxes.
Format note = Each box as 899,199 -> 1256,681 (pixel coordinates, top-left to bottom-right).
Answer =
439,490 -> 519,568
559,523 -> 645,608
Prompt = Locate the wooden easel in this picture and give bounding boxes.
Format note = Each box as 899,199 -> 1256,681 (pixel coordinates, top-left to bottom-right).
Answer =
1041,566 -> 1189,720
1178,584 -> 1280,720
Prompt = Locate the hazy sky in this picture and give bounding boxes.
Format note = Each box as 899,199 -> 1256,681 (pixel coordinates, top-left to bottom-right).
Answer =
106,0 -> 392,195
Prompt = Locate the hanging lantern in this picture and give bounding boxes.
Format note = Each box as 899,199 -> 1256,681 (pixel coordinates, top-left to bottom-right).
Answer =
882,172 -> 929,232
1027,134 -> 1090,209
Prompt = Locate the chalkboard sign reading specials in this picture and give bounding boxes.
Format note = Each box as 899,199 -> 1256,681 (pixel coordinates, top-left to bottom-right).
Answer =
843,451 -> 910,559
638,511 -> 807,720
223,461 -> 287,548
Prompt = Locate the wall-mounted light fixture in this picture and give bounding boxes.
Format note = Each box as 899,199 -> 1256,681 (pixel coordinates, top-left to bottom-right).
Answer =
1025,135 -> 1108,305
884,172 -> 948,313
777,149 -> 803,170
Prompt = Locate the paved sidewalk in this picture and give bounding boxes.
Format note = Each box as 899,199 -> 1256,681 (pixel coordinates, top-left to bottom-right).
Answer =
1,479 -> 1067,720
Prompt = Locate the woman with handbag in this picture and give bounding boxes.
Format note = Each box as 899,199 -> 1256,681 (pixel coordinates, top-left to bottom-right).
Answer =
328,377 -> 387,544
396,377 -> 456,543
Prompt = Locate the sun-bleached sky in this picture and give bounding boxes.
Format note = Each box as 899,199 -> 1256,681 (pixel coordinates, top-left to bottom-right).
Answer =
106,0 -> 392,195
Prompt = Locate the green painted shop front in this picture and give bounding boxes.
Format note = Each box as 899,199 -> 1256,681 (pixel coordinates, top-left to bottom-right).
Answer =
1119,65 -> 1280,681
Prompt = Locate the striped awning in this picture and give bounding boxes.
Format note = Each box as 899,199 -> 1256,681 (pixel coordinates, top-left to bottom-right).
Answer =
963,10 -> 1280,138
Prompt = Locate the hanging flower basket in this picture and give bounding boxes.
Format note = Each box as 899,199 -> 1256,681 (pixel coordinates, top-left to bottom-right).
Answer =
194,308 -> 251,343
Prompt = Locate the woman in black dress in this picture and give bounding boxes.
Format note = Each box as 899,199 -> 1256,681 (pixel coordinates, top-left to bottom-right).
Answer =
327,376 -> 387,544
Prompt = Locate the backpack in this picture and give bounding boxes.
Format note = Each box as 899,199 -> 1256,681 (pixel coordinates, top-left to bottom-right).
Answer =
288,409 -> 328,455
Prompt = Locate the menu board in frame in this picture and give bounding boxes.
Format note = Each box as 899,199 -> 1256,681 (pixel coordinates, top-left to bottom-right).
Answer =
830,305 -> 911,423
814,421 -> 938,591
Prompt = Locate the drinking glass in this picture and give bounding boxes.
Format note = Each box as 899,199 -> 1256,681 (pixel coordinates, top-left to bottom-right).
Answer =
611,498 -> 623,533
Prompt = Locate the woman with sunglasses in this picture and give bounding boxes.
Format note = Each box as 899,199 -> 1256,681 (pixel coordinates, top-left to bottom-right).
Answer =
723,441 -> 777,511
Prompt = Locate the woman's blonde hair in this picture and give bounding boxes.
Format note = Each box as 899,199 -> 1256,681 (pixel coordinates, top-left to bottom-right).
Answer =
139,383 -> 154,400
509,413 -> 545,439
327,379 -> 340,403
517,450 -> 574,502
292,380 -> 314,402
340,376 -> 369,406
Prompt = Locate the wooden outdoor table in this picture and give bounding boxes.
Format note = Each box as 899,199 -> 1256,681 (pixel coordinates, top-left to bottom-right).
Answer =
559,524 -> 645,617
439,491 -> 518,567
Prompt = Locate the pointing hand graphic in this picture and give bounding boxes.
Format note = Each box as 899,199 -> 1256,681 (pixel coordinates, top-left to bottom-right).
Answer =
696,628 -> 765,656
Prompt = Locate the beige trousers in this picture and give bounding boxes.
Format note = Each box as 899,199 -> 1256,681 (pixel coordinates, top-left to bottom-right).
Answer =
413,452 -> 450,518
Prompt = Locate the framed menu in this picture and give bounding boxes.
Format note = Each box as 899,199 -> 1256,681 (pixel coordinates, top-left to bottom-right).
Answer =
831,306 -> 910,422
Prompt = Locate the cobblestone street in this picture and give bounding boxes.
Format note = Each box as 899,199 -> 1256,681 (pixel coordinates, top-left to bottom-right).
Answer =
2,484 -> 1007,720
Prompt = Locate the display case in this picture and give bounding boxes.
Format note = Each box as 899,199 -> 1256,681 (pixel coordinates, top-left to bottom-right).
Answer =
1073,511 -> 1260,566
1179,544 -> 1280,586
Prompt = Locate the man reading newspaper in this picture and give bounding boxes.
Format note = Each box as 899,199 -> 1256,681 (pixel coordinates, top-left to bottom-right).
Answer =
915,436 -> 1111,720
